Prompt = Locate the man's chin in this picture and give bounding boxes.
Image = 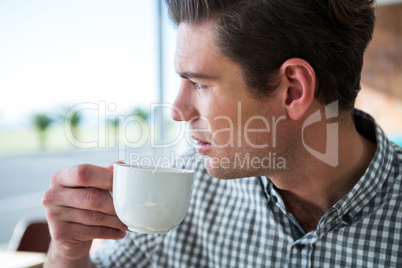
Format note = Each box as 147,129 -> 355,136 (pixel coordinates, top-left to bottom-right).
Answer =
204,157 -> 245,180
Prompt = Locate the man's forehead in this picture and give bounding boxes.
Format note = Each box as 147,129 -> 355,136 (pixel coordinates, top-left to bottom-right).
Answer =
174,21 -> 231,77
175,22 -> 217,57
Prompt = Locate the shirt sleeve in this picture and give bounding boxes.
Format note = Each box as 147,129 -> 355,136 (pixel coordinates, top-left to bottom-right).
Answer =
91,232 -> 162,268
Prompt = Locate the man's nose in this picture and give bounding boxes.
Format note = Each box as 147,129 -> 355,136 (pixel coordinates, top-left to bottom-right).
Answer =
170,82 -> 198,122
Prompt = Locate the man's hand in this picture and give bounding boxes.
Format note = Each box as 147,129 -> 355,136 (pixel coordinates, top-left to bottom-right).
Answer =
42,163 -> 127,267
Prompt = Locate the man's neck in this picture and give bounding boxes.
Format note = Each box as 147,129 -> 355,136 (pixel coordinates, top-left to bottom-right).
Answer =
270,116 -> 377,232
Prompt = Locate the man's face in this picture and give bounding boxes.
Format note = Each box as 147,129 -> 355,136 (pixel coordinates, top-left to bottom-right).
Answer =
172,21 -> 288,179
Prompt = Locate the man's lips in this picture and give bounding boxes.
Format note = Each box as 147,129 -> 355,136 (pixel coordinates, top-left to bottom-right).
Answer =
195,141 -> 213,154
191,136 -> 213,154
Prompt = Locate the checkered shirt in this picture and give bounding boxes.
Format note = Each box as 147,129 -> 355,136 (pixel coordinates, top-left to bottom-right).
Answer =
92,110 -> 402,267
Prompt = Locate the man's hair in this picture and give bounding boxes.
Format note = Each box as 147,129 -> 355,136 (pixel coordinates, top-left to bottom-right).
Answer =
165,0 -> 376,112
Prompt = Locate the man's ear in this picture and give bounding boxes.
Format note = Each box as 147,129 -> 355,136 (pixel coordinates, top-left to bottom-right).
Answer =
278,58 -> 316,121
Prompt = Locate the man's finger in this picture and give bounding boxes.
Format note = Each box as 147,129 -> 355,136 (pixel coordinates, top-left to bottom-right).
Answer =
50,187 -> 116,215
51,221 -> 126,243
51,164 -> 113,190
57,206 -> 128,231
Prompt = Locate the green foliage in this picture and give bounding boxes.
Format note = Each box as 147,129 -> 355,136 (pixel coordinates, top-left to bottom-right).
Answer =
69,111 -> 81,130
109,116 -> 120,129
33,113 -> 54,149
66,110 -> 81,139
57,106 -> 82,139
132,107 -> 149,121
33,113 -> 53,131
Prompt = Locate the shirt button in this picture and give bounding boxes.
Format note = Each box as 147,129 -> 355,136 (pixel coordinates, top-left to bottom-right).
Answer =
342,214 -> 352,224
293,244 -> 304,251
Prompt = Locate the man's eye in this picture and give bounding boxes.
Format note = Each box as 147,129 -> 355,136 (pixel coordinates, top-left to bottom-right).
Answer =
191,81 -> 207,90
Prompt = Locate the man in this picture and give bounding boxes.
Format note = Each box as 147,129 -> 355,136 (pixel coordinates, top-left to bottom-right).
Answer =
43,0 -> 402,267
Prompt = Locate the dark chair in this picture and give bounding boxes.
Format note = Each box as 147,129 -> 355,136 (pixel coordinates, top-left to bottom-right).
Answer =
7,217 -> 51,253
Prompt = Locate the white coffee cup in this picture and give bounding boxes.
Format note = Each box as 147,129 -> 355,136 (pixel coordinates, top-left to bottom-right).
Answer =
112,164 -> 195,234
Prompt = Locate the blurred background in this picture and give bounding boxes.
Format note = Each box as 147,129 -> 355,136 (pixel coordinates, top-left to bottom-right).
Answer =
0,0 -> 401,249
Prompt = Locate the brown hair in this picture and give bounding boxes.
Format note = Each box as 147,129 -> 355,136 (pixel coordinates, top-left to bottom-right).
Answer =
165,0 -> 376,112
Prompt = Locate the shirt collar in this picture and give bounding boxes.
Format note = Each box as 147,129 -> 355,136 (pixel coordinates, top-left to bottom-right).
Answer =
260,109 -> 396,224
332,109 -> 395,222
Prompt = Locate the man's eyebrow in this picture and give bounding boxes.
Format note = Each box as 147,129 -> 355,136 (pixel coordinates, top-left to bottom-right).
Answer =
178,72 -> 219,81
